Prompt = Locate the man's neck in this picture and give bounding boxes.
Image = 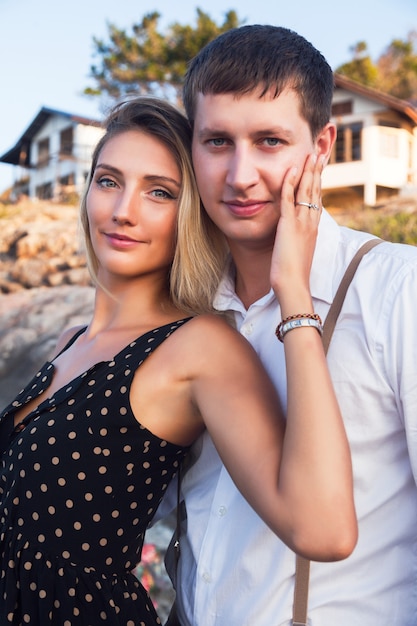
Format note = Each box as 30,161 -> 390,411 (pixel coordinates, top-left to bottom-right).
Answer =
231,245 -> 273,309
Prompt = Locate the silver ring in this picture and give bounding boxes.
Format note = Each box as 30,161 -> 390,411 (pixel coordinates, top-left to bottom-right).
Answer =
296,201 -> 320,211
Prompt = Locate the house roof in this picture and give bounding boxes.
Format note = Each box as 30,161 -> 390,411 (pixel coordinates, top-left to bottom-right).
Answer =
334,73 -> 417,124
0,106 -> 102,167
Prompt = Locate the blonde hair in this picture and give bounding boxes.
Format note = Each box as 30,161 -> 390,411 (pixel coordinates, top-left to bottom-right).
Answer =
80,96 -> 227,315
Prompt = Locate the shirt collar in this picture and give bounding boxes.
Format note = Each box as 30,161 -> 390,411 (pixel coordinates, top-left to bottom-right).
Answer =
310,209 -> 340,305
213,209 -> 340,312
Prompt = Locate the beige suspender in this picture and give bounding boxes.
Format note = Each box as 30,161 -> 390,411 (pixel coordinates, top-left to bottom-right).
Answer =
293,556 -> 311,626
292,238 -> 383,626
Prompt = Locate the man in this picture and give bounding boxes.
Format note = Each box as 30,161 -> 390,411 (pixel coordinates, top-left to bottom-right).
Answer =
166,25 -> 417,625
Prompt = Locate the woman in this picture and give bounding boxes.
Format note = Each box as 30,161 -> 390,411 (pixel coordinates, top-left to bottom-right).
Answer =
0,97 -> 356,626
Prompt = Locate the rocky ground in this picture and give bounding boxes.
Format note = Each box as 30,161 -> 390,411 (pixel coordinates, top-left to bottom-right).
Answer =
0,284 -> 94,405
0,200 -> 95,405
0,200 -> 91,294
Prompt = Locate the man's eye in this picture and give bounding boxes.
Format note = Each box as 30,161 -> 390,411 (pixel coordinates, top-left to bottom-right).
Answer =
264,138 -> 281,146
209,138 -> 226,147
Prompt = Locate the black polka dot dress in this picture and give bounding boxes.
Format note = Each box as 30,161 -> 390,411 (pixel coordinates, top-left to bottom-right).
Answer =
0,320 -> 191,626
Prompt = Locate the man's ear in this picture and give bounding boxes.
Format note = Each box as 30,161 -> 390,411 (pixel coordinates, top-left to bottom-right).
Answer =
315,123 -> 336,165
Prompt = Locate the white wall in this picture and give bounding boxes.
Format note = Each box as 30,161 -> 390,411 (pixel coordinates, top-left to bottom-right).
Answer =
28,115 -> 103,199
323,89 -> 416,204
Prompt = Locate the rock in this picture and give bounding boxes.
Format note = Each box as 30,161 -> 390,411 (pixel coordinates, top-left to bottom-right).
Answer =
0,199 -> 90,294
0,285 -> 95,407
10,257 -> 48,287
0,277 -> 23,293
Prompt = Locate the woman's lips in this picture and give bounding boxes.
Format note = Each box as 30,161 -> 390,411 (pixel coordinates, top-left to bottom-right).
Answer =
105,232 -> 142,248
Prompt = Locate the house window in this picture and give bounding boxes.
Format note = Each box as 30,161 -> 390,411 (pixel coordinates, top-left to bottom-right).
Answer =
59,173 -> 75,186
37,137 -> 50,167
60,127 -> 74,157
331,101 -> 353,116
332,122 -> 363,163
35,182 -> 53,199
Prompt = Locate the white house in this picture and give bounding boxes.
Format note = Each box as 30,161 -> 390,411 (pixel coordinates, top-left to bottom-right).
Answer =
324,74 -> 417,206
2,78 -> 417,206
0,107 -> 103,201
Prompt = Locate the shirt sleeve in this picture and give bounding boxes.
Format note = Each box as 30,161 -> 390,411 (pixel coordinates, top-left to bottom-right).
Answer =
375,245 -> 417,484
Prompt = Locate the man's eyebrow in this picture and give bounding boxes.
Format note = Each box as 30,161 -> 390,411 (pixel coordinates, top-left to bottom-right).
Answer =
252,127 -> 295,141
196,126 -> 295,141
195,127 -> 229,139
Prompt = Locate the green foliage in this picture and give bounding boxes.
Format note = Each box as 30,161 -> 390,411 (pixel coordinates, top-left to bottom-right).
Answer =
84,9 -> 241,107
346,211 -> 417,245
370,213 -> 417,245
375,33 -> 417,100
337,31 -> 417,101
86,11 -> 417,107
337,41 -> 379,88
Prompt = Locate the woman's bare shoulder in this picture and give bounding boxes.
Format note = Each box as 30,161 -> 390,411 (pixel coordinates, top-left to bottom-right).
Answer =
180,313 -> 257,358
185,313 -> 237,337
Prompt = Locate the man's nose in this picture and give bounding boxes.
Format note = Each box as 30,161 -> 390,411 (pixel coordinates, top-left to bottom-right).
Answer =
225,146 -> 259,190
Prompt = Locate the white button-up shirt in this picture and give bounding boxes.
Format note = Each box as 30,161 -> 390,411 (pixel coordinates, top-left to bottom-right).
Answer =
170,210 -> 417,626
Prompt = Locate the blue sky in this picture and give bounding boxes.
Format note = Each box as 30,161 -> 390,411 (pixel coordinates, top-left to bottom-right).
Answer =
1,0 -> 416,193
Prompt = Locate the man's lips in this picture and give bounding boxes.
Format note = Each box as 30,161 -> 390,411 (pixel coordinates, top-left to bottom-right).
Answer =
224,200 -> 267,217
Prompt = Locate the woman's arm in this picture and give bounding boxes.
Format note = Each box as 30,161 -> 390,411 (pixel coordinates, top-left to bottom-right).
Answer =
189,316 -> 356,562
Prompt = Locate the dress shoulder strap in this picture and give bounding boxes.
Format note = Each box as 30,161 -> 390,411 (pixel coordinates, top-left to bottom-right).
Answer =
55,327 -> 87,358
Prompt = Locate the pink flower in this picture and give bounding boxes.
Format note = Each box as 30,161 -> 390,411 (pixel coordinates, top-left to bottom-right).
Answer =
141,543 -> 159,564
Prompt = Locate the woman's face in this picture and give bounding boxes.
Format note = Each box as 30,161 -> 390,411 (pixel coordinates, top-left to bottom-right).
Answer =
87,129 -> 181,286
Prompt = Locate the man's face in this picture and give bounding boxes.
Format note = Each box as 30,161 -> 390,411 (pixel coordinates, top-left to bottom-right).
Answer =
192,88 -> 319,252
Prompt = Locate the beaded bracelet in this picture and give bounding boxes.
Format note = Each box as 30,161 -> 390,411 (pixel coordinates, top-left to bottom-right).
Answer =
275,313 -> 323,343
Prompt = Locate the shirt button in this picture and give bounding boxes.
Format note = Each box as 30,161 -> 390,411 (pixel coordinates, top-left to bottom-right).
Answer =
242,323 -> 253,336
218,505 -> 227,517
202,572 -> 212,583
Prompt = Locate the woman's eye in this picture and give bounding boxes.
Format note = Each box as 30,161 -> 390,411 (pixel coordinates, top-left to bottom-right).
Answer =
97,176 -> 117,188
151,188 -> 176,200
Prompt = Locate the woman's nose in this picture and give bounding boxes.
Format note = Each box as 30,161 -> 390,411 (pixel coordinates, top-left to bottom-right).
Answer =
111,190 -> 139,225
